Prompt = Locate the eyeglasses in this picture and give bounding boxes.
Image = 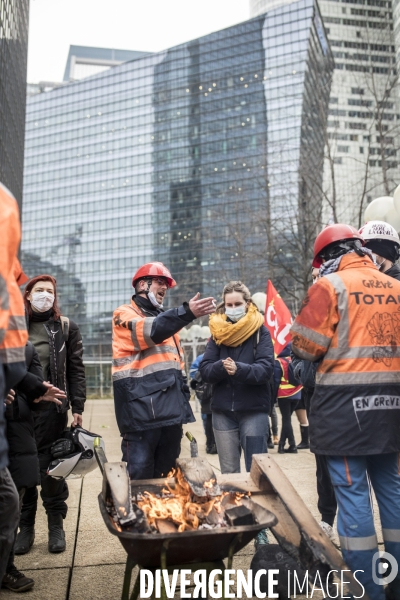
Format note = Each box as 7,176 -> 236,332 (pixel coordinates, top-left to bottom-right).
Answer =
147,277 -> 169,287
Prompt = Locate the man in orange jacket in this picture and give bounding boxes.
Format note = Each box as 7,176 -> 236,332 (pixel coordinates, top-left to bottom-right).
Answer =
291,224 -> 400,600
0,185 -> 66,590
113,262 -> 215,480
0,184 -> 26,584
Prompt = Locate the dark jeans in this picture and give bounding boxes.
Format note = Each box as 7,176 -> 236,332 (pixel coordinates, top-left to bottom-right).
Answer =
278,397 -> 298,446
304,388 -> 337,525
20,451 -> 69,527
316,454 -> 337,526
7,488 -> 25,571
122,425 -> 183,480
0,468 -> 19,582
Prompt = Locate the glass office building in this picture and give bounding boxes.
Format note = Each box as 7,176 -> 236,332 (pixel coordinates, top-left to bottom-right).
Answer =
252,0 -> 400,226
0,0 -> 29,207
22,0 -> 333,378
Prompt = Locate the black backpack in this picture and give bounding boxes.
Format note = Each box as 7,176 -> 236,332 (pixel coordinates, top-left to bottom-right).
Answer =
192,370 -> 214,406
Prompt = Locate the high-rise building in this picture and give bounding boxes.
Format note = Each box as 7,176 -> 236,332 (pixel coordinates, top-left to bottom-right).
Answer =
0,0 -> 29,208
251,0 -> 400,225
22,0 -> 333,386
63,46 -> 148,82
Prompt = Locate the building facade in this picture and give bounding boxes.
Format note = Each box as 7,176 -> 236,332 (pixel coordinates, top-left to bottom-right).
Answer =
251,0 -> 400,226
63,46 -> 149,82
0,0 -> 29,207
22,1 -> 333,377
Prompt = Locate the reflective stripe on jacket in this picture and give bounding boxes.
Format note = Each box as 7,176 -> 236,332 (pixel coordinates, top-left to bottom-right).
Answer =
112,300 -> 195,433
0,257 -> 28,367
276,357 -> 303,399
291,253 -> 400,455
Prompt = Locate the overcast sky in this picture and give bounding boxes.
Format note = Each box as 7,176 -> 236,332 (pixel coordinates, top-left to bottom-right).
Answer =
28,0 -> 250,83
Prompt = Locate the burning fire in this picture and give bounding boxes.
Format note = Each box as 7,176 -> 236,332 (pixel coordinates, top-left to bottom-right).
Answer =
137,468 -> 245,533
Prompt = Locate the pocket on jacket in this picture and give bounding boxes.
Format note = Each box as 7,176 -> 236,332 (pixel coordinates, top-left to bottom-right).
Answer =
326,456 -> 353,487
127,374 -> 182,425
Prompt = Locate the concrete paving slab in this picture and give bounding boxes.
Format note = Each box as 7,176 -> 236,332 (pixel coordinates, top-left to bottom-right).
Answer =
69,564 -> 137,600
73,528 -> 127,567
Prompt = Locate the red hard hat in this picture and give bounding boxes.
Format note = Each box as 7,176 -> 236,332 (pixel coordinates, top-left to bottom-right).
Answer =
132,262 -> 177,288
312,224 -> 364,268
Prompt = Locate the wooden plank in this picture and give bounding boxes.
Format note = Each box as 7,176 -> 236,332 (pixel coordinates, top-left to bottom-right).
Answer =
250,454 -> 368,599
251,494 -> 301,549
217,473 -> 262,493
156,519 -> 178,533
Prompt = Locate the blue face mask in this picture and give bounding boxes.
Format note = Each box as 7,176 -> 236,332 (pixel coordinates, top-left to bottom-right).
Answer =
225,306 -> 246,322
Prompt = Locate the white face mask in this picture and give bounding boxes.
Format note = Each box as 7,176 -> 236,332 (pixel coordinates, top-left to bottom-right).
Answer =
373,254 -> 385,270
148,291 -> 163,309
31,291 -> 55,312
225,306 -> 246,322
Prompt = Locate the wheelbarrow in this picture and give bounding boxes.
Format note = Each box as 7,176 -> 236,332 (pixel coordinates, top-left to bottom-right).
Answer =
94,440 -> 367,600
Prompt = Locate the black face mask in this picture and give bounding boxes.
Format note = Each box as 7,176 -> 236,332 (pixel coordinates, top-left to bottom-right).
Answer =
365,240 -> 399,263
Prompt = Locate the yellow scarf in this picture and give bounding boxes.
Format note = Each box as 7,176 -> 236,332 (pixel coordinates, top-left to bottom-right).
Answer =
209,303 -> 264,347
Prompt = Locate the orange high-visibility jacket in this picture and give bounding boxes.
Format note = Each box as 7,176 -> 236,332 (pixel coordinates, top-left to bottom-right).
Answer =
0,184 -> 21,346
112,300 -> 195,433
276,357 -> 302,399
291,253 -> 400,455
0,186 -> 28,369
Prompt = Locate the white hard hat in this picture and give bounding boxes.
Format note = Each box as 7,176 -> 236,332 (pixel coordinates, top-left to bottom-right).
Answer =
359,220 -> 400,244
359,221 -> 400,245
47,426 -> 105,480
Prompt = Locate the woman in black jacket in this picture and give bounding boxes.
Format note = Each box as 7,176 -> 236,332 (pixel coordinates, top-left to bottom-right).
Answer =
15,274 -> 86,556
200,281 -> 274,474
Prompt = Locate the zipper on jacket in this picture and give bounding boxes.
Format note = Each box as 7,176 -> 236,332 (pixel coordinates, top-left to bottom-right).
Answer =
44,323 -> 61,413
150,397 -> 155,419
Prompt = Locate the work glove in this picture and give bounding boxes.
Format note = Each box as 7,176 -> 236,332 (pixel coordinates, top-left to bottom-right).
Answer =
51,438 -> 75,458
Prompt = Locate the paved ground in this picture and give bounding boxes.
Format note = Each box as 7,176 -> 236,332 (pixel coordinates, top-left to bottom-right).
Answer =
3,399 -> 385,599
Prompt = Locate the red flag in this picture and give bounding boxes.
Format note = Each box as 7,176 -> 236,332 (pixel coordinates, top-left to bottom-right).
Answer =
264,280 -> 292,356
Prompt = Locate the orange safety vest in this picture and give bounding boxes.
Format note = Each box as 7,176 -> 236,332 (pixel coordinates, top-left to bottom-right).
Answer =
112,301 -> 185,381
0,184 -> 28,364
291,252 -> 400,455
276,357 -> 302,399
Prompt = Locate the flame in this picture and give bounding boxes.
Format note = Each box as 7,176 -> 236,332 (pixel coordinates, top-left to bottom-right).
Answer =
136,468 -> 246,532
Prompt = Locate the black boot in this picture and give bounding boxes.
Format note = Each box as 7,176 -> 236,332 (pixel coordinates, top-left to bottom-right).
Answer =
14,526 -> 35,555
2,565 -> 34,592
285,444 -> 298,454
297,425 -> 310,450
278,443 -> 285,454
48,514 -> 66,553
267,432 -> 274,449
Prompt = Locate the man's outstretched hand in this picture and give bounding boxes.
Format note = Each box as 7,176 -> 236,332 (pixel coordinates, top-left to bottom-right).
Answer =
189,292 -> 216,318
34,381 -> 66,405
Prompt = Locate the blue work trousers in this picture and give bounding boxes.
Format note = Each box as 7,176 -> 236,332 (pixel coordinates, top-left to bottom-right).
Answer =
327,453 -> 400,600
212,410 -> 269,473
122,425 -> 182,480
